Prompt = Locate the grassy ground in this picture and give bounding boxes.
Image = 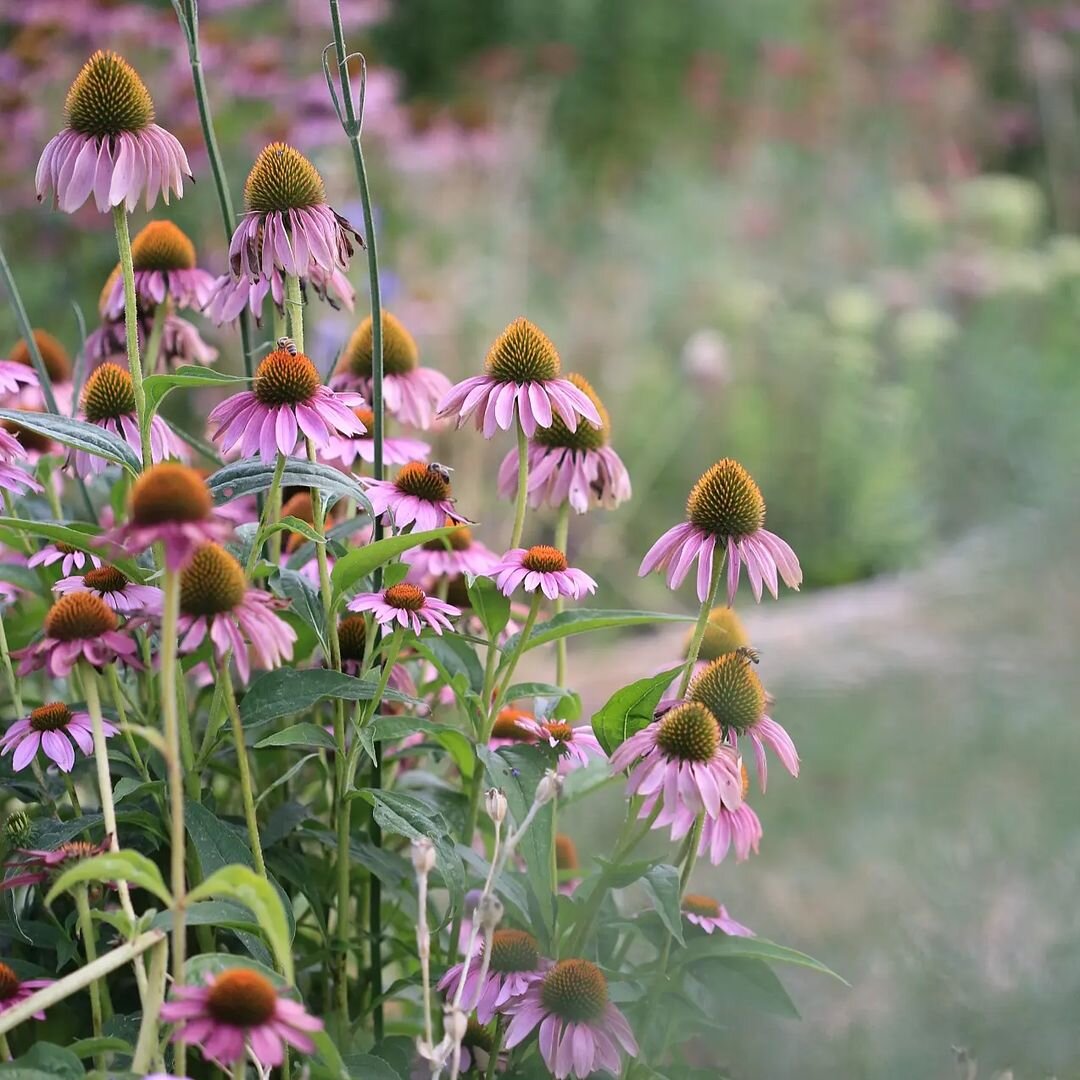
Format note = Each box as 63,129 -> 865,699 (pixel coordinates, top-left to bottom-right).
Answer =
545,509 -> 1080,1079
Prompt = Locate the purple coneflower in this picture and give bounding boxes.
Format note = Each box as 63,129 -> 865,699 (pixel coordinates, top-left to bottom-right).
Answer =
229,142 -> 363,283
36,50 -> 190,213
102,220 -> 216,318
519,718 -> 605,775
1,701 -> 115,774
687,653 -> 798,791
14,592 -> 141,678
0,360 -> 37,399
404,522 -> 497,581
681,893 -> 754,936
437,318 -> 602,439
503,958 -> 638,1080
160,966 -> 322,1069
498,374 -> 631,514
28,542 -> 101,576
177,544 -> 296,685
325,405 -> 431,470
76,362 -> 187,475
208,345 -> 364,462
639,458 -> 802,604
3,837 -> 111,891
0,961 -> 53,1019
206,262 -> 355,326
332,311 -> 450,430
439,929 -> 551,1024
158,313 -> 218,369
609,702 -> 743,843
104,463 -> 233,572
490,546 -> 596,601
363,460 -> 469,533
0,428 -> 42,495
55,564 -> 162,615
348,583 -> 459,636
697,774 -> 763,865
2,331 -> 73,412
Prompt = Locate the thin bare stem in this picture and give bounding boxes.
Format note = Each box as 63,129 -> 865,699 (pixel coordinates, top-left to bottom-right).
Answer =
112,205 -> 152,468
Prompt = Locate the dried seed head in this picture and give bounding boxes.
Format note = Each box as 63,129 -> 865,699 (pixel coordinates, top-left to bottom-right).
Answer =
243,142 -> 326,213
205,968 -> 278,1028
179,544 -> 247,616
64,50 -> 155,137
484,318 -> 560,383
540,959 -> 607,1022
535,770 -> 562,806
484,788 -> 508,825
655,702 -> 721,763
338,312 -> 418,378
81,362 -> 136,421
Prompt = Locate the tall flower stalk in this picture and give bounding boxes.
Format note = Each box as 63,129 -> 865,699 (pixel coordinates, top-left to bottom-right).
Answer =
112,205 -> 152,468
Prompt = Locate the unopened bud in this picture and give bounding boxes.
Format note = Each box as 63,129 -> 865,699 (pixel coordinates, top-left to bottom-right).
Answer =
475,892 -> 504,932
3,810 -> 32,849
443,1004 -> 468,1043
535,769 -> 563,806
484,788 -> 508,825
411,837 -> 436,875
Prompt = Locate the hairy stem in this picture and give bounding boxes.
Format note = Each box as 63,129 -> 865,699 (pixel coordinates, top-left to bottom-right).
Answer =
509,422 -> 529,549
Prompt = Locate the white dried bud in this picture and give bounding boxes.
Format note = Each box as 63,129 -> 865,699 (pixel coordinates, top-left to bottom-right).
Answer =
411,837 -> 436,874
535,769 -> 563,806
443,1004 -> 468,1043
476,892 -> 504,932
484,788 -> 508,825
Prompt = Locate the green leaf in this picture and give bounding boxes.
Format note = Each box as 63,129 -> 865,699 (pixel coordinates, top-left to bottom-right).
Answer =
267,516 -> 326,545
0,409 -> 141,475
685,957 -> 800,1020
287,515 -> 372,572
151,899 -> 261,935
416,636 -> 484,696
330,525 -> 461,596
271,568 -> 328,654
188,864 -> 295,983
353,790 -> 464,905
476,745 -> 555,943
0,518 -> 144,582
143,365 -> 249,415
340,1053 -> 403,1080
254,723 -> 337,750
65,1037 -> 131,1061
184,951 -> 286,988
239,668 -> 418,728
466,575 -> 510,639
45,850 -> 171,906
310,1028 -> 349,1080
640,864 -> 684,946
591,665 -> 683,755
207,458 -> 370,509
500,610 -> 693,659
679,935 -> 848,984
504,682 -> 582,720
0,1042 -> 86,1078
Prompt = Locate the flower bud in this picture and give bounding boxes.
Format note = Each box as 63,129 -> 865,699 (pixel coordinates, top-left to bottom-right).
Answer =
476,893 -> 504,932
535,769 -> 563,806
411,837 -> 436,875
484,788 -> 508,825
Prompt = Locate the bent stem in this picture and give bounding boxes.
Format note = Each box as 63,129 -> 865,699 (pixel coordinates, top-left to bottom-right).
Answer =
509,422 -> 529,550
245,452 -> 287,577
676,554 -> 725,699
160,567 -> 188,1071
218,659 -> 266,877
111,205 -> 152,469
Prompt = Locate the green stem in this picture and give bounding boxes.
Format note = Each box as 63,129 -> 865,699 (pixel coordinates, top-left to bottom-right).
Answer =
245,452 -> 287,578
175,0 -> 255,379
232,1057 -> 246,1080
218,661 -> 266,877
104,665 -> 149,781
285,273 -> 304,355
509,422 -> 529,549
0,611 -> 23,715
553,501 -> 570,687
160,568 -> 187,1073
0,1033 -> 9,1061
73,885 -> 106,1072
485,1017 -> 505,1080
143,301 -> 168,376
490,593 -> 542,719
676,555 -> 724,699
111,205 -> 152,470
130,936 -> 167,1073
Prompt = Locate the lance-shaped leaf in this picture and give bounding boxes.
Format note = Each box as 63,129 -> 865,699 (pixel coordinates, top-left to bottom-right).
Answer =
0,408 -> 141,475
45,850 -> 171,907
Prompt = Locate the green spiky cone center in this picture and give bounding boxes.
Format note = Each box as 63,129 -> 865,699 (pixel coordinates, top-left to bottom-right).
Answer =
489,930 -> 540,973
243,143 -> 326,213
533,372 -> 609,451
655,702 -> 720,762
688,654 -> 766,735
64,50 -> 155,137
484,317 -> 561,383
340,312 -> 418,378
82,362 -> 136,422
686,458 -> 766,539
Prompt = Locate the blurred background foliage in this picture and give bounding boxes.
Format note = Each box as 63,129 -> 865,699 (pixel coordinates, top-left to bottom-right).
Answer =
3,1 -> 1080,1076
